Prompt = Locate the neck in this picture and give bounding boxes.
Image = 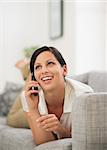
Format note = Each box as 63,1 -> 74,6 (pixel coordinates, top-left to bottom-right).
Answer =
44,84 -> 65,107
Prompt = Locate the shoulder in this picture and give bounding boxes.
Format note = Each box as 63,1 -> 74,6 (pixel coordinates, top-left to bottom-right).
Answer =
65,77 -> 94,97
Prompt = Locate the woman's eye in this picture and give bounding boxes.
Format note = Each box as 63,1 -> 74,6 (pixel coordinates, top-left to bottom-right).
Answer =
48,62 -> 54,66
35,66 -> 41,70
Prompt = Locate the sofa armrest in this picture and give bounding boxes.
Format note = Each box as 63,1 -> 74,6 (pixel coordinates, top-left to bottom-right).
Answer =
72,93 -> 107,150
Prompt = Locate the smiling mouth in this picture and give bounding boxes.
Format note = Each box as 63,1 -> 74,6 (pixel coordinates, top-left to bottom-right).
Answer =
41,76 -> 53,82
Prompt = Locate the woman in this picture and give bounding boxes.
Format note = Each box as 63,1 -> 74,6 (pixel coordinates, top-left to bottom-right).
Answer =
21,46 -> 93,145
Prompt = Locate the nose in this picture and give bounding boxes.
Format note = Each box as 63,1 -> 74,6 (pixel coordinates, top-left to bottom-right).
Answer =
41,65 -> 49,74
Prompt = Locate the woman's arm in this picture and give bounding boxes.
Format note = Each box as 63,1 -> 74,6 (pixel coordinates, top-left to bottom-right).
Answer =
22,76 -> 56,144
25,110 -> 56,145
36,114 -> 71,139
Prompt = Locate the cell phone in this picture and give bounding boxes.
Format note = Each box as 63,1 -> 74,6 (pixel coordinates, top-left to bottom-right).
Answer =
31,74 -> 38,96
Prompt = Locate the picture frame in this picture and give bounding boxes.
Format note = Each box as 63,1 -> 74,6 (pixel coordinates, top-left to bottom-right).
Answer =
49,0 -> 63,39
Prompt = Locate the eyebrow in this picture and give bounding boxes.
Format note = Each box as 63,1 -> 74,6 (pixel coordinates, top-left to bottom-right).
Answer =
34,59 -> 56,65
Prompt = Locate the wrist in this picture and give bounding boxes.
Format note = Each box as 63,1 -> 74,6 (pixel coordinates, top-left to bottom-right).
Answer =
26,109 -> 40,117
28,106 -> 39,113
55,127 -> 71,139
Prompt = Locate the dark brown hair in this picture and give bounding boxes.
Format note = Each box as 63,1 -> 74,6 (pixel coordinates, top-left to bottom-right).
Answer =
30,46 -> 66,74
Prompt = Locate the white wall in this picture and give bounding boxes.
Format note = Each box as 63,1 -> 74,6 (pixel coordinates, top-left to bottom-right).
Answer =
74,0 -> 106,74
106,2 -> 107,70
0,1 -> 50,91
0,0 -> 106,92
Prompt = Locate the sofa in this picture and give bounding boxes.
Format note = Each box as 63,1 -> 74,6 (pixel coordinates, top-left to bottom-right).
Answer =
0,71 -> 107,150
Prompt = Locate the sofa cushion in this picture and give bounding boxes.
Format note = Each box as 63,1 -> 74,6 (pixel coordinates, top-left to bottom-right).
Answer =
88,71 -> 107,92
0,127 -> 36,150
0,82 -> 22,116
70,71 -> 107,92
0,117 -> 7,125
70,72 -> 89,84
36,138 -> 72,150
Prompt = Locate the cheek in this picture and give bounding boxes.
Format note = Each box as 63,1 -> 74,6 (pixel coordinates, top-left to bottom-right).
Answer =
50,67 -> 59,75
53,68 -> 65,77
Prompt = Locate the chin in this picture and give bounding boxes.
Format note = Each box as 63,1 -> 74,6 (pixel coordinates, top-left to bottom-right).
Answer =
43,85 -> 54,92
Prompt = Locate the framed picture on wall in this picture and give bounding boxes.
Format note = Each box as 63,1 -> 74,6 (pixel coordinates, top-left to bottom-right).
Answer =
49,0 -> 63,39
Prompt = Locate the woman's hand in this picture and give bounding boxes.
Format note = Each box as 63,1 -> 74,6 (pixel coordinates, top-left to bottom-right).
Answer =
36,114 -> 71,138
24,74 -> 39,112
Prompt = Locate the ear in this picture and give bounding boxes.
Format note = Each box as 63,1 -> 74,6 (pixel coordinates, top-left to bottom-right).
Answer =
62,65 -> 68,77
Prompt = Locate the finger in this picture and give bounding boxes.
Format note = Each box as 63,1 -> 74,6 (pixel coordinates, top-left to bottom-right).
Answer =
41,121 -> 58,130
36,114 -> 56,123
40,116 -> 58,127
25,89 -> 39,97
45,123 -> 63,132
25,82 -> 39,91
45,126 -> 58,132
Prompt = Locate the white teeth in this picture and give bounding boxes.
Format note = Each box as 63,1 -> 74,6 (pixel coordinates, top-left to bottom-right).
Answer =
42,76 -> 52,81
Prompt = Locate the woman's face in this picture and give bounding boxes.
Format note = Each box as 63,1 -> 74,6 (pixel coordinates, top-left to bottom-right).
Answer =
34,51 -> 67,92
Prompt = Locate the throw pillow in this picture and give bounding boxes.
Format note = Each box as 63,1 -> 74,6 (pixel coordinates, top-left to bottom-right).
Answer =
0,82 -> 22,116
7,95 -> 29,128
